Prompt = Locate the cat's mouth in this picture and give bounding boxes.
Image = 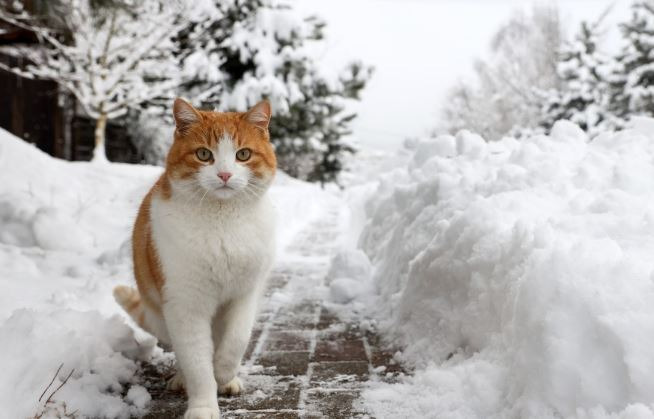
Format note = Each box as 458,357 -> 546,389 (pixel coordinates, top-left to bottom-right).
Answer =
211,183 -> 239,198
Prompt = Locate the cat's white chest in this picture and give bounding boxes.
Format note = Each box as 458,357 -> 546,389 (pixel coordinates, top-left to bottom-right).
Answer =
150,194 -> 276,302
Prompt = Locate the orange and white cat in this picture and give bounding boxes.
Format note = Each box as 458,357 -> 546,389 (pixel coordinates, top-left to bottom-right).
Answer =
113,98 -> 277,419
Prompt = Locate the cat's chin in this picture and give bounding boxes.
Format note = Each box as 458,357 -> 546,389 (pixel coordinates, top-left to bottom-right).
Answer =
211,186 -> 240,200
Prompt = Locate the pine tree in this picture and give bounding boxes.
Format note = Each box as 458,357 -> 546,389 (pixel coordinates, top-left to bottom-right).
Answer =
176,0 -> 372,183
610,0 -> 654,124
440,5 -> 562,140
539,20 -> 611,135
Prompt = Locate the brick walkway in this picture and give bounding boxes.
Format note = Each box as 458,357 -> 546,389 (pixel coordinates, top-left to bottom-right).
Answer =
140,204 -> 405,418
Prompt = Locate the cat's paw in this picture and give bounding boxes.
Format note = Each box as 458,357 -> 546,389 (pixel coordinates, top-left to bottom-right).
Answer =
166,372 -> 185,392
219,376 -> 243,396
184,407 -> 220,419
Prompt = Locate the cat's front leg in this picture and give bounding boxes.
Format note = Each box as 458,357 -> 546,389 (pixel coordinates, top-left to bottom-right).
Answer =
212,290 -> 260,395
163,294 -> 220,419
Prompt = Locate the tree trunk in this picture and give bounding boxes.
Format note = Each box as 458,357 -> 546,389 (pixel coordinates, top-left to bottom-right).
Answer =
92,112 -> 109,163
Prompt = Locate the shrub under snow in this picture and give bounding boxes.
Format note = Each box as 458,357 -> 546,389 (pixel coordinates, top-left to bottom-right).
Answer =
351,118 -> 654,418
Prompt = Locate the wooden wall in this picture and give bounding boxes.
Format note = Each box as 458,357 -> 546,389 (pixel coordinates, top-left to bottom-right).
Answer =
0,53 -> 68,158
0,53 -> 143,163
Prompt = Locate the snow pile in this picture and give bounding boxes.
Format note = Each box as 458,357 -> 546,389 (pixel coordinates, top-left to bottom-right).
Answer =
0,310 -> 155,417
352,120 -> 654,418
0,130 -> 161,418
0,128 -> 328,417
327,249 -> 372,304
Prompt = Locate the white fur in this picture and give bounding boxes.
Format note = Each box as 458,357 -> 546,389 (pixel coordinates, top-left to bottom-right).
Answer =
149,138 -> 275,419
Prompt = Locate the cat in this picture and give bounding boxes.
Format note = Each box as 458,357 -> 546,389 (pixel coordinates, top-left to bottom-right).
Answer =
113,98 -> 277,419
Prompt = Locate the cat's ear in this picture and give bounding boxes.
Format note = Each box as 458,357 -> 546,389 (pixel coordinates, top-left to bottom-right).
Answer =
173,98 -> 201,132
245,100 -> 271,130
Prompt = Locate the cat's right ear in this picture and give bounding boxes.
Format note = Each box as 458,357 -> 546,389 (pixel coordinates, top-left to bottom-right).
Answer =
173,98 -> 201,133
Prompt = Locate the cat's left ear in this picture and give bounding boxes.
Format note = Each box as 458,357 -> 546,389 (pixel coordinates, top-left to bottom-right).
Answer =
245,100 -> 271,130
173,98 -> 201,133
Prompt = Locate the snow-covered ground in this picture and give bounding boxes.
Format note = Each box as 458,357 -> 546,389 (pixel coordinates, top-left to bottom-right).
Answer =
331,119 -> 654,418
0,128 -> 331,418
5,115 -> 654,418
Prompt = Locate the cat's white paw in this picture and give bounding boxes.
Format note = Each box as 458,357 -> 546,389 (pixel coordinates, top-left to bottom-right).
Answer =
184,407 -> 220,419
219,376 -> 243,396
166,372 -> 185,392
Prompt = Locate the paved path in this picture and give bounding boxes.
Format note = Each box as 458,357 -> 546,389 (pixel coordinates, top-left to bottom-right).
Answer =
140,201 -> 405,418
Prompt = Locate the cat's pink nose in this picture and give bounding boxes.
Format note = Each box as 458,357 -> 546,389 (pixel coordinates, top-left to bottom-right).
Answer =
218,172 -> 232,183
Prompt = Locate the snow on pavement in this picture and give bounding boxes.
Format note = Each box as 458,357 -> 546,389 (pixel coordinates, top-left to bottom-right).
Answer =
142,192 -> 406,418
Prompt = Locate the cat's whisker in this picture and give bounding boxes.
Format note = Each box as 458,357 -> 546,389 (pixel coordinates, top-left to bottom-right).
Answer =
182,185 -> 204,210
244,182 -> 264,194
197,188 -> 210,207
245,182 -> 266,193
249,182 -> 263,191
242,187 -> 260,202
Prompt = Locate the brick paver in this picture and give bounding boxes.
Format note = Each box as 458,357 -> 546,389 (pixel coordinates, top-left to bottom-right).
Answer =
139,205 -> 406,418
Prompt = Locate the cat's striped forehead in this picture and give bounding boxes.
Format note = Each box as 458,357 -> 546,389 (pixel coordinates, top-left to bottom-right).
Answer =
165,108 -> 277,183
192,114 -> 246,148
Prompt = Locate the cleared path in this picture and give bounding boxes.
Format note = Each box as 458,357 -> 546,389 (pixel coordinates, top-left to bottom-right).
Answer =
141,200 -> 405,418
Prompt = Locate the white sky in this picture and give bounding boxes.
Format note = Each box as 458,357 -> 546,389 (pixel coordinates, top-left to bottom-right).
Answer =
293,0 -> 632,150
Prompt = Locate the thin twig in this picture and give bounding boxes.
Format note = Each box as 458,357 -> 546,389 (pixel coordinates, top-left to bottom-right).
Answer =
45,368 -> 75,405
38,363 -> 63,402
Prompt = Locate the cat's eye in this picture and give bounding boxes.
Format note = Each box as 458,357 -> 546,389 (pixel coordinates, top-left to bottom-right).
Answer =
196,147 -> 212,162
236,148 -> 252,162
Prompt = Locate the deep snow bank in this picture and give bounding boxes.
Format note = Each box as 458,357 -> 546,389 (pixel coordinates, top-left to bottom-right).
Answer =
0,131 -> 161,418
0,128 -> 329,418
352,120 -> 654,418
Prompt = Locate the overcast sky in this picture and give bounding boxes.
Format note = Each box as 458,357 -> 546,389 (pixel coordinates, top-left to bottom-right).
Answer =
293,0 -> 632,149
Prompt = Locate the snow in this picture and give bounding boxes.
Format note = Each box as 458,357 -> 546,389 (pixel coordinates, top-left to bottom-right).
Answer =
0,0 -> 184,121
335,119 -> 654,418
327,250 -> 372,304
0,310 -> 154,418
0,128 -> 330,418
125,385 -> 152,410
182,0 -> 342,116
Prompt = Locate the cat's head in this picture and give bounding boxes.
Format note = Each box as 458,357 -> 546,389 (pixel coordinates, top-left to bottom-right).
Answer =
164,98 -> 276,202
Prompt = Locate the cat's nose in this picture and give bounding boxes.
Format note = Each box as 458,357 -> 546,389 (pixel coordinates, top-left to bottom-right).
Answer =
218,172 -> 232,183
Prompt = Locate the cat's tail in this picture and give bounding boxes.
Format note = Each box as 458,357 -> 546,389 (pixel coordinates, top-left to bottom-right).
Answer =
113,285 -> 145,326
113,285 -> 170,345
